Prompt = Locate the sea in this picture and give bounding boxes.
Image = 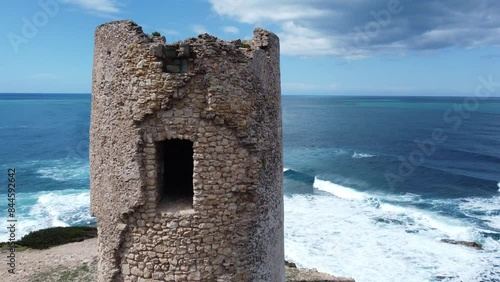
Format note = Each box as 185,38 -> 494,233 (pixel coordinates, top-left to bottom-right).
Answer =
0,93 -> 499,282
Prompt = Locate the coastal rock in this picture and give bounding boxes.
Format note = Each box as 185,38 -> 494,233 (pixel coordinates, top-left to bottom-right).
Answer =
286,265 -> 356,282
440,239 -> 483,250
285,260 -> 298,268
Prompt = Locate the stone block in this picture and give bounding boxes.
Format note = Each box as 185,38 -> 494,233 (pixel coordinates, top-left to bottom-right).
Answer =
150,44 -> 164,58
122,264 -> 130,275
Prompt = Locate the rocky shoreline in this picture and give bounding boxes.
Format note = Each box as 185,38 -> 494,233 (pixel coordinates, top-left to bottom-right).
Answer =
0,238 -> 355,281
285,262 -> 355,282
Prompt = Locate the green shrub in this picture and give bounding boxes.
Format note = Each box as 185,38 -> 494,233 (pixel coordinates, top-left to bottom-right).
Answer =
0,242 -> 29,252
240,43 -> 251,49
17,227 -> 97,249
152,31 -> 161,37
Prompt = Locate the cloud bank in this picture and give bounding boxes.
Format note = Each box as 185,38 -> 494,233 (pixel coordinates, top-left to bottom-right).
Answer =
209,0 -> 500,57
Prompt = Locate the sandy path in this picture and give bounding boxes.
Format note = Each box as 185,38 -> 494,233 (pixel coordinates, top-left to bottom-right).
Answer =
0,238 -> 97,282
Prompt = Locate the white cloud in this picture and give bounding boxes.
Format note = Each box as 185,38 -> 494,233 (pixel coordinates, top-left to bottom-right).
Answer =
61,0 -> 121,14
191,24 -> 209,34
31,73 -> 58,79
222,26 -> 239,34
209,0 -> 331,23
279,21 -> 338,56
208,0 -> 500,57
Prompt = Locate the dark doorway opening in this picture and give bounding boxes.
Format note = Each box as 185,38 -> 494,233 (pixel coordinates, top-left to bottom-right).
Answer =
157,139 -> 194,207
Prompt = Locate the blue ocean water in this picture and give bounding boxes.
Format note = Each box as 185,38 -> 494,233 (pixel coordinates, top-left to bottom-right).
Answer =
0,94 -> 93,236
0,94 -> 499,281
282,96 -> 500,282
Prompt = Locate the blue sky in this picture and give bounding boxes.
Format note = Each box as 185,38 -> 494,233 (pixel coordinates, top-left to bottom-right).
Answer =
1,0 -> 500,95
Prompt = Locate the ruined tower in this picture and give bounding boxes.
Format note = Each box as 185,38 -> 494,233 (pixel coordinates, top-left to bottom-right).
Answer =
90,20 -> 283,281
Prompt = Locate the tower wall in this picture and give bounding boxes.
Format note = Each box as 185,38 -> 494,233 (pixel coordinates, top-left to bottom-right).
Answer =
90,20 -> 283,281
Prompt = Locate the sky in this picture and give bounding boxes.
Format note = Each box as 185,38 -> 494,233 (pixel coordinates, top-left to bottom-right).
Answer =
1,0 -> 500,96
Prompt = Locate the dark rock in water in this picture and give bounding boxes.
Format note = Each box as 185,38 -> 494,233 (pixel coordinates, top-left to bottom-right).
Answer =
434,275 -> 459,281
440,239 -> 483,250
285,260 -> 298,268
405,229 -> 419,234
374,217 -> 405,225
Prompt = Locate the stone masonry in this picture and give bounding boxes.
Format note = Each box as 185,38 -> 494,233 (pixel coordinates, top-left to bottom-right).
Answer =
90,20 -> 283,281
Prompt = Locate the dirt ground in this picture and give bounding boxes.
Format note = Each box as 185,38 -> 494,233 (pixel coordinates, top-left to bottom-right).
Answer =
0,238 -> 98,282
0,238 -> 354,282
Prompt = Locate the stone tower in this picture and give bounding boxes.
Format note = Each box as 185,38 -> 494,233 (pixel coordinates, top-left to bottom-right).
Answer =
90,20 -> 283,281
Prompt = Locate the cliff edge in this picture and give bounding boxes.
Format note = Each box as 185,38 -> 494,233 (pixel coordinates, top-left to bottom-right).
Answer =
0,238 -> 355,282
286,265 -> 355,282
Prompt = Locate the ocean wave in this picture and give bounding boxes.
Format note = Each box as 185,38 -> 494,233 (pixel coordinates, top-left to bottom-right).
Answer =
35,159 -> 89,182
379,203 -> 475,239
313,177 -> 366,200
283,168 -> 290,172
312,177 -> 420,204
352,152 -> 376,159
0,189 -> 95,239
411,163 -> 500,192
382,192 -> 422,203
438,146 -> 500,165
285,194 -> 500,282
30,191 -> 91,226
284,169 -> 315,187
312,177 -> 494,240
0,125 -> 29,129
456,195 -> 500,231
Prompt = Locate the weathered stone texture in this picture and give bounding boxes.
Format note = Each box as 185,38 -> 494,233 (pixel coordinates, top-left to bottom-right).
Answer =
90,20 -> 283,281
285,266 -> 355,282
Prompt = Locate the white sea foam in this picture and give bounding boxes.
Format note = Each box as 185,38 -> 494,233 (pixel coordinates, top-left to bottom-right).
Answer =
383,192 -> 422,203
379,203 -> 474,239
36,159 -> 89,181
314,177 -> 476,239
31,191 -> 92,227
313,177 -> 366,200
352,152 -> 376,159
498,182 -> 500,192
283,168 -> 290,172
0,190 -> 94,240
284,191 -> 500,282
457,195 -> 500,230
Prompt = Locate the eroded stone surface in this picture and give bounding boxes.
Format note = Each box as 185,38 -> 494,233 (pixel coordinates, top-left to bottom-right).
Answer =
285,266 -> 356,282
90,20 -> 283,281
